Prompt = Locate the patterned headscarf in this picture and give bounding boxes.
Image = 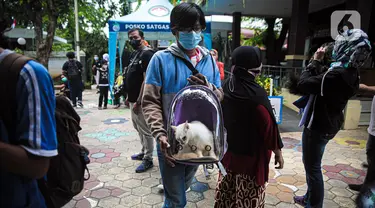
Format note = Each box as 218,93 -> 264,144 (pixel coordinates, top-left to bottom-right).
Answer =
331,29 -> 372,69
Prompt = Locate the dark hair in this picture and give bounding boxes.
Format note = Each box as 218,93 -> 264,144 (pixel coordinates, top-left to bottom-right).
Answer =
128,28 -> 144,38
170,3 -> 206,35
66,52 -> 75,59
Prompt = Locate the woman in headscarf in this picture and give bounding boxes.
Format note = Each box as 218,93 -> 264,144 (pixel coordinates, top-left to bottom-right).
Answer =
293,29 -> 372,208
214,46 -> 284,208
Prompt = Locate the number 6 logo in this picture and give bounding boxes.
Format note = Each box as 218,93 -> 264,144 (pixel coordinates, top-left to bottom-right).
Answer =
331,10 -> 361,39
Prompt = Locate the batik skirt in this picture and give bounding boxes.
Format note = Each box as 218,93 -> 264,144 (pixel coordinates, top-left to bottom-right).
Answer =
214,171 -> 266,208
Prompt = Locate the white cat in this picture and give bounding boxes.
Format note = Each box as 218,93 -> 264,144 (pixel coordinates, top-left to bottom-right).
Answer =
171,121 -> 217,159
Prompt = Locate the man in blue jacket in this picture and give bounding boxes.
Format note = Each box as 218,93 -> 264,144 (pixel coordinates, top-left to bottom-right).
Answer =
142,3 -> 223,207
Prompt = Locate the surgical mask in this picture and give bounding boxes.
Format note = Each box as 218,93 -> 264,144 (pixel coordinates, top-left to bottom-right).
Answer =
61,77 -> 67,82
178,31 -> 202,50
130,39 -> 142,49
94,57 -> 98,61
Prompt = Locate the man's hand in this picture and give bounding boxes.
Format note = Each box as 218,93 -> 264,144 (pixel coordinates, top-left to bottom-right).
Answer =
159,136 -> 175,167
187,73 -> 209,87
359,84 -> 369,91
314,47 -> 325,61
274,149 -> 284,169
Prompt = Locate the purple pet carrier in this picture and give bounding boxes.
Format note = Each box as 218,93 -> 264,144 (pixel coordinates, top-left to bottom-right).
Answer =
167,85 -> 227,167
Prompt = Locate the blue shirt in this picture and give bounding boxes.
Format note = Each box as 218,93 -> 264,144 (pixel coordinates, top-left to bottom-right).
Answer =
0,50 -> 58,207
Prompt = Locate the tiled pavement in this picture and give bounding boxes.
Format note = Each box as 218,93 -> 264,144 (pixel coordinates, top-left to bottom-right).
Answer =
63,90 -> 368,208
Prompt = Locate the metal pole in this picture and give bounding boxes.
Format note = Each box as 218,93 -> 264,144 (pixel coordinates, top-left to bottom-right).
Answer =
74,0 -> 80,62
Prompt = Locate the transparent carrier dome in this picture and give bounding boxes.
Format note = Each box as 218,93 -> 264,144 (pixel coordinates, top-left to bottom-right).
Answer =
167,85 -> 227,165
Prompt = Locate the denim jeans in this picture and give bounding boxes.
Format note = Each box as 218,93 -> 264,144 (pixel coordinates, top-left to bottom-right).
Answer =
157,143 -> 198,208
302,128 -> 335,208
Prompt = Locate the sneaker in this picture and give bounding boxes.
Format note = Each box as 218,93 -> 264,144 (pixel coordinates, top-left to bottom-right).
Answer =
98,107 -> 102,110
293,196 -> 307,207
206,164 -> 214,174
131,153 -> 145,161
78,102 -> 83,108
157,184 -> 164,193
114,104 -> 121,109
156,184 -> 190,193
348,184 -> 363,192
135,159 -> 154,173
103,106 -> 107,109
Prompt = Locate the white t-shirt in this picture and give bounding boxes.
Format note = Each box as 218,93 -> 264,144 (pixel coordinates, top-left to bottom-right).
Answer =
368,95 -> 375,136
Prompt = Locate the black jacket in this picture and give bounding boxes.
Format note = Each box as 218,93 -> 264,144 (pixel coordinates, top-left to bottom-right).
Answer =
297,60 -> 359,135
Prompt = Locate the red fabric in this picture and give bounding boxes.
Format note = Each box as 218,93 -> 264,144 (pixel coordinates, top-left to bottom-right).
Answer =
217,62 -> 225,80
221,104 -> 280,186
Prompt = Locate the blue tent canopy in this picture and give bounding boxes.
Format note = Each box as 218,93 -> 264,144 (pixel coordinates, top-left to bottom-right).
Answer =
107,0 -> 212,98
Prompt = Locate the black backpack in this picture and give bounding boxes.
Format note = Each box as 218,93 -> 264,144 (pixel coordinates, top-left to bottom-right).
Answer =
66,60 -> 81,79
0,53 -> 90,208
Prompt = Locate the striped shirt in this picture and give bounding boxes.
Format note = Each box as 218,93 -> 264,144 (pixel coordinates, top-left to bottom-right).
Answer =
0,50 -> 57,207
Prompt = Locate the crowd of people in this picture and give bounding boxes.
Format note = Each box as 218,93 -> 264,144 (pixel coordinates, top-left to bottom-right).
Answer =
0,2 -> 374,208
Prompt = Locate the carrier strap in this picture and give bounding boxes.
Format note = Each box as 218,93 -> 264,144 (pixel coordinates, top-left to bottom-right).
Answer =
217,162 -> 227,177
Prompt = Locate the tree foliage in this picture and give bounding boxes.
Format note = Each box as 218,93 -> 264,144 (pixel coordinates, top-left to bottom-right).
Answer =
2,0 -> 73,67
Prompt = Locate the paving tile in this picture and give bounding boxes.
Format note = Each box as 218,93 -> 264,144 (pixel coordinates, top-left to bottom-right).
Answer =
106,152 -> 121,158
84,181 -> 101,190
91,152 -> 106,159
276,192 -> 293,203
120,195 -> 142,206
111,188 -> 129,197
339,170 -> 359,178
265,194 -> 280,205
327,179 -> 348,188
115,172 -> 132,181
75,199 -> 91,208
132,172 -> 151,180
276,176 -> 297,184
266,185 -> 280,195
275,202 -> 298,208
90,188 -> 111,199
333,196 -> 356,207
330,187 -> 353,197
196,198 -> 214,207
185,202 -> 198,208
322,165 -> 341,173
98,175 -> 115,182
323,199 -> 340,208
132,186 -> 152,196
96,157 -> 112,163
142,178 -> 160,187
100,149 -> 114,153
142,194 -> 163,205
122,179 -> 142,189
277,184 -> 294,193
108,167 -> 125,175
98,196 -> 120,207
104,179 -> 123,189
324,190 -> 336,200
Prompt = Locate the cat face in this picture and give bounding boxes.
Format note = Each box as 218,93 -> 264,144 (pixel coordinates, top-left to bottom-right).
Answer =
171,121 -> 190,145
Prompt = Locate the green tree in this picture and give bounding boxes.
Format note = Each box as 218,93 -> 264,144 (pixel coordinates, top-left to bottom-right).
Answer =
2,0 -> 73,67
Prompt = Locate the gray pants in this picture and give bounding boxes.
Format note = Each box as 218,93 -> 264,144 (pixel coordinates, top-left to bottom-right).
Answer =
130,102 -> 154,161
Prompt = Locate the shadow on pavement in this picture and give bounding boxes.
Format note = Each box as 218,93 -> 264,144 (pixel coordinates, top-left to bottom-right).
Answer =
279,107 -> 303,133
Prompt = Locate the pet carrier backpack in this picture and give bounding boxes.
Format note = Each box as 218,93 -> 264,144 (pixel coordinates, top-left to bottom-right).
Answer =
167,85 -> 228,176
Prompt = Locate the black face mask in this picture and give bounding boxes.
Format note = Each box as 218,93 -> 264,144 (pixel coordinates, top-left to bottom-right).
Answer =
130,39 -> 141,49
